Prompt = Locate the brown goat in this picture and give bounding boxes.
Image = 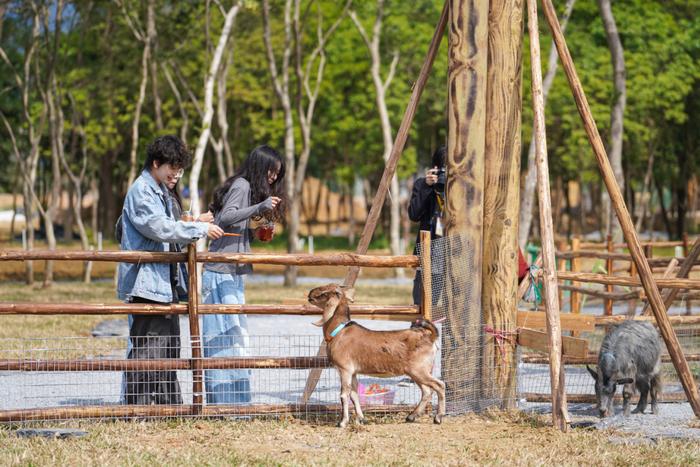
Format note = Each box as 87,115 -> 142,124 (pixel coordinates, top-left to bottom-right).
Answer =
308,283 -> 446,427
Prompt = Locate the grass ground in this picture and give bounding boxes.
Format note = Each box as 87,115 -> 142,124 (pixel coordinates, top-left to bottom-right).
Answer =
1,411 -> 699,465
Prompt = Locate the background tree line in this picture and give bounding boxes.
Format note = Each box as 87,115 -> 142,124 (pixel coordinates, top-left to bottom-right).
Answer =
0,0 -> 699,285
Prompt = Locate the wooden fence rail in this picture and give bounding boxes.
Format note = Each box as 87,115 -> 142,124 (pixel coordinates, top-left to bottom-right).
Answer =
0,303 -> 419,317
0,250 -> 420,268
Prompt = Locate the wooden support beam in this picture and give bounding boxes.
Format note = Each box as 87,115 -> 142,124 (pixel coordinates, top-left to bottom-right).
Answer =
517,328 -> 588,359
517,310 -> 594,333
540,0 -> 700,417
526,0 -> 568,430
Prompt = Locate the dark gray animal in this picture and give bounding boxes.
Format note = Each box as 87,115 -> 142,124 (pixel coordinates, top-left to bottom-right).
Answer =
586,321 -> 662,417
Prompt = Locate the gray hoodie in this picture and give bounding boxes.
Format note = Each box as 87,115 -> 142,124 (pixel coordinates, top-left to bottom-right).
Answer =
204,177 -> 273,275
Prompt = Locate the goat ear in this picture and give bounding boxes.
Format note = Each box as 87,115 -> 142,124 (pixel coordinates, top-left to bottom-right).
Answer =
616,377 -> 634,385
586,365 -> 598,381
341,286 -> 355,303
311,318 -> 324,327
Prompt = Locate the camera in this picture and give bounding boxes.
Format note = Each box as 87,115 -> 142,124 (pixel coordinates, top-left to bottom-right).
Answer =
434,167 -> 446,193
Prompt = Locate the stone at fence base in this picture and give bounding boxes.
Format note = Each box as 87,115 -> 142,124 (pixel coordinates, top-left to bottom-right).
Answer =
91,319 -> 129,337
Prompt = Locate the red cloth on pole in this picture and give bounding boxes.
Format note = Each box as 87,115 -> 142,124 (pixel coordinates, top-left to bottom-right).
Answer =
518,248 -> 529,283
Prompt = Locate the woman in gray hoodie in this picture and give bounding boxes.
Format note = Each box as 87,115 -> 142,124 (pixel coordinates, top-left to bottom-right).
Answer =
202,145 -> 286,404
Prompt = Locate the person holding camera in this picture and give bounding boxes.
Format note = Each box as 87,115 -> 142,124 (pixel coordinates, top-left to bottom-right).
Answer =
408,146 -> 446,305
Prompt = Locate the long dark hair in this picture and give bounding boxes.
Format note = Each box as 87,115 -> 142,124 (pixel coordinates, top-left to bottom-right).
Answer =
209,145 -> 287,222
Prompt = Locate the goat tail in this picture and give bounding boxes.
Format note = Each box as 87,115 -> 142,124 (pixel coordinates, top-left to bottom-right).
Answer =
411,318 -> 439,342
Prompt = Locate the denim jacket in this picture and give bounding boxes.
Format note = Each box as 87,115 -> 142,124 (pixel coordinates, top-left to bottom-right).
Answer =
117,170 -> 209,303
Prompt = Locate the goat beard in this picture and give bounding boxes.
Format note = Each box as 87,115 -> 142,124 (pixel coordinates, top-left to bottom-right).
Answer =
312,296 -> 341,327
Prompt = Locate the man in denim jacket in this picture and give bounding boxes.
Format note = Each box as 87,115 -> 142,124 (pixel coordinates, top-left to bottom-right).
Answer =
118,135 -> 223,405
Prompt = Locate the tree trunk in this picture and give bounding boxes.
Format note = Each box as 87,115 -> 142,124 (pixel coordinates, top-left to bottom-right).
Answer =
263,0 -> 298,286
635,147 -> 655,232
43,0 -> 67,287
125,3 -> 151,188
518,0 -> 576,250
349,1 -> 402,276
147,0 -> 163,131
598,0 -> 626,243
190,3 -> 242,220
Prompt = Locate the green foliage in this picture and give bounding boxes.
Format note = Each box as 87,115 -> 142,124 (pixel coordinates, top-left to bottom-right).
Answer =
0,0 -> 698,237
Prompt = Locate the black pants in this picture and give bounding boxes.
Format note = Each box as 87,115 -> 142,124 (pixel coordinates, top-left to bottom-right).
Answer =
412,269 -> 443,308
125,297 -> 182,405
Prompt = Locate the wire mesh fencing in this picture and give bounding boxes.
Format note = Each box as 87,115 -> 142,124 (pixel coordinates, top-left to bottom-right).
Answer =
418,235 -> 520,414
0,317 -> 432,423
519,324 -> 700,405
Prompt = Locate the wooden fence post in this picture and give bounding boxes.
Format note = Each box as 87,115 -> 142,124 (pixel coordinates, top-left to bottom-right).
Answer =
187,244 -> 204,415
420,230 -> 432,321
571,237 -> 581,336
683,233 -> 692,315
605,234 -> 614,317
541,0 -> 700,418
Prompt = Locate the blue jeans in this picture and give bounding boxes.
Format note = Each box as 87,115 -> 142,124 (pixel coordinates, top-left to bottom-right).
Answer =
201,270 -> 252,404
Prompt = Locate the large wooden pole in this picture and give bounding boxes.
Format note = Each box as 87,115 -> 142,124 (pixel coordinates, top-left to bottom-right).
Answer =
481,0 -> 523,407
526,0 -> 568,431
300,2 -> 449,403
443,0 -> 489,410
540,0 -> 700,417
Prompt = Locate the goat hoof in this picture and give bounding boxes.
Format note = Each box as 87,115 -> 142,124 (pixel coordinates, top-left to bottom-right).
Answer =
337,420 -> 348,428
356,418 -> 367,425
433,415 -> 442,425
405,414 -> 417,423
652,405 -> 659,415
632,407 -> 644,414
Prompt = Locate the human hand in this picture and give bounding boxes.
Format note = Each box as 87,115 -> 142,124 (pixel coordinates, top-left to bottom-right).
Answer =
207,224 -> 224,240
269,196 -> 281,209
425,166 -> 438,186
197,211 -> 214,223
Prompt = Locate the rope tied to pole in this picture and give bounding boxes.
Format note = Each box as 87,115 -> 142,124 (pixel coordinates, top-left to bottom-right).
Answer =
483,325 -> 519,369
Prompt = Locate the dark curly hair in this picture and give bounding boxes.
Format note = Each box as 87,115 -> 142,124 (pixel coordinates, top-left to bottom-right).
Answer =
143,135 -> 192,171
209,145 -> 287,223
